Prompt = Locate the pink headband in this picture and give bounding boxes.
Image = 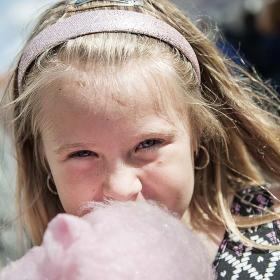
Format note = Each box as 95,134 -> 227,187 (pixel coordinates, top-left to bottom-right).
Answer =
18,9 -> 201,92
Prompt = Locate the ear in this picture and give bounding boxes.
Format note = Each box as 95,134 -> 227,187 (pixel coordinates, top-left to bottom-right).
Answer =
44,214 -> 91,250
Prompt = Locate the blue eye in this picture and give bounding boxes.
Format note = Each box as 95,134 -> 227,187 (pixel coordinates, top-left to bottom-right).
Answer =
136,139 -> 163,152
70,150 -> 95,158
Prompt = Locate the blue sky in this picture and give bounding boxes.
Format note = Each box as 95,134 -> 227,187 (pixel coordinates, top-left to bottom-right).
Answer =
0,0 -> 56,74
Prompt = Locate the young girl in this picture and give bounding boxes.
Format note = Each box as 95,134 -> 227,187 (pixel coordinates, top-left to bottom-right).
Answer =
1,0 -> 280,278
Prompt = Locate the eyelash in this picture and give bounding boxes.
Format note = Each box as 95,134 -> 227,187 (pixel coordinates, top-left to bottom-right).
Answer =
135,139 -> 163,152
69,150 -> 96,158
69,139 -> 163,158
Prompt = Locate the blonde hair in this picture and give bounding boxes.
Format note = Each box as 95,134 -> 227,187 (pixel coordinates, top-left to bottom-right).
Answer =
2,0 -> 280,250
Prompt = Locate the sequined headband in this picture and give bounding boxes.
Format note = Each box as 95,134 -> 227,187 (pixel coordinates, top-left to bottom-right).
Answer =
68,0 -> 144,9
17,9 -> 201,92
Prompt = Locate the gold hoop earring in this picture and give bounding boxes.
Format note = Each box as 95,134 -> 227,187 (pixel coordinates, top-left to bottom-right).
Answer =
195,145 -> 210,170
47,174 -> 58,195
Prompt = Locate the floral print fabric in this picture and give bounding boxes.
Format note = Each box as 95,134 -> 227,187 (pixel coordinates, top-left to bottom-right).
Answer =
213,186 -> 280,279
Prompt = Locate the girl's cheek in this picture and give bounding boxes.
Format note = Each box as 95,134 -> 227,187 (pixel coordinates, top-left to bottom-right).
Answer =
62,159 -> 103,180
144,155 -> 193,191
55,160 -> 104,195
56,163 -> 104,215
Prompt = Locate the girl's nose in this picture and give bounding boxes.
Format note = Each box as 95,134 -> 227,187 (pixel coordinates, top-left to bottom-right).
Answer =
102,165 -> 142,201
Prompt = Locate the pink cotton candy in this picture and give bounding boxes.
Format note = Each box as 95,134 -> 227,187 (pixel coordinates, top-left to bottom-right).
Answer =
0,200 -> 214,280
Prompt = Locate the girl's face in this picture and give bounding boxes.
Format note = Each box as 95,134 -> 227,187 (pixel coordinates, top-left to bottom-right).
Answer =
41,70 -> 195,218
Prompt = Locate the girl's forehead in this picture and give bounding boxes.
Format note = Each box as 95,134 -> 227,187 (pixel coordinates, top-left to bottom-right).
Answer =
41,63 -> 184,123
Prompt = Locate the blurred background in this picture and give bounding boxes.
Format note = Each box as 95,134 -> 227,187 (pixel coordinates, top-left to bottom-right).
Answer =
1,0 -> 280,268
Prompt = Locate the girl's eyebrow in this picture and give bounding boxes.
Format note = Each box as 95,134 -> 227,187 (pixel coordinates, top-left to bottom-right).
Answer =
54,128 -> 178,155
133,130 -> 178,143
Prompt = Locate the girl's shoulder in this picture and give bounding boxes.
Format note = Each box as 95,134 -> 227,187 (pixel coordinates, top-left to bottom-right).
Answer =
213,184 -> 280,280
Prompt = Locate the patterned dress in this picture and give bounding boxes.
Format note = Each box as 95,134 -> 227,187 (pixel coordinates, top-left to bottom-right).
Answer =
213,186 -> 280,280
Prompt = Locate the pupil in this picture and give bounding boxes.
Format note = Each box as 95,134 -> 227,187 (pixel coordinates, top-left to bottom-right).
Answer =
143,140 -> 153,147
78,151 -> 90,157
